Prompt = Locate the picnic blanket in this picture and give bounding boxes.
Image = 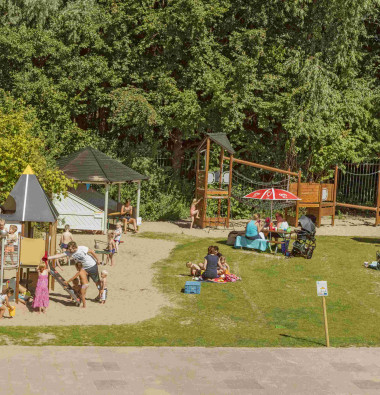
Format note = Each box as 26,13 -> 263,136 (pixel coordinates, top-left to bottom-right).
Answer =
234,235 -> 268,252
195,273 -> 241,283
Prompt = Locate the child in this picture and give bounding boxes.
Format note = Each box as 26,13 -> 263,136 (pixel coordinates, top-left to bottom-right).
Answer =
217,256 -> 230,276
98,270 -> 108,304
60,224 -> 73,251
114,222 -> 122,252
190,198 -> 202,229
5,225 -> 18,264
106,230 -> 116,266
0,219 -> 5,231
60,225 -> 73,266
0,288 -> 14,319
186,262 -> 202,277
65,262 -> 89,308
72,278 -> 81,296
32,262 -> 49,313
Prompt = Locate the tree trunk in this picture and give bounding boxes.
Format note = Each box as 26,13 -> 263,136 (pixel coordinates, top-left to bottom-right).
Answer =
170,128 -> 183,174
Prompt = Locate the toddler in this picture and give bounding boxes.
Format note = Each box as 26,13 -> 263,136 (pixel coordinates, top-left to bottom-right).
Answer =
98,270 -> 108,304
106,230 -> 116,266
32,262 -> 49,313
65,262 -> 89,308
217,256 -> 230,276
5,225 -> 18,264
186,261 -> 205,277
114,222 -> 122,252
72,278 -> 81,296
190,198 -> 202,229
0,288 -> 14,319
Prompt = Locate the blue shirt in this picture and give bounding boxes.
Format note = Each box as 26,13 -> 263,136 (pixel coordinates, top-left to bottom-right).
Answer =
246,221 -> 258,238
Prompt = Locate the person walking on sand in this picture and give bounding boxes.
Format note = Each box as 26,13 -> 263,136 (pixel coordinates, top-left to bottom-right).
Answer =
33,263 -> 49,313
190,198 -> 202,229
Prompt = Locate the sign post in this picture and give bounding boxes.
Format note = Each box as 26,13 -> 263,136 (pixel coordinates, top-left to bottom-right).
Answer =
316,281 -> 330,347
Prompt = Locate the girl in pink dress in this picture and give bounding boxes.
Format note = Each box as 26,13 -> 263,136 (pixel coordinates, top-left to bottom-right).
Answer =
33,263 -> 49,313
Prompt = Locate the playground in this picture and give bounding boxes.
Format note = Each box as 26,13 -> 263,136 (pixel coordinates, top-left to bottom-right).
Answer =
0,137 -> 379,346
0,226 -> 378,348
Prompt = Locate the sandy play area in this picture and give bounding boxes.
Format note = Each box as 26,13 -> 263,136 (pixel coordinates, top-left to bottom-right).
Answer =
2,233 -> 175,326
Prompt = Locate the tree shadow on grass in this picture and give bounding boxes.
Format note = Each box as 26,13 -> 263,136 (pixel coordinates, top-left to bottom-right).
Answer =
351,237 -> 380,246
279,333 -> 326,347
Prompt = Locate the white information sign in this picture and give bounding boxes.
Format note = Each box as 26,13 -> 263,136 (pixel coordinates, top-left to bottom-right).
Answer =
316,281 -> 328,296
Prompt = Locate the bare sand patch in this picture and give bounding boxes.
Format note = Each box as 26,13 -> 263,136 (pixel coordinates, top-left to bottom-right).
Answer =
2,234 -> 175,326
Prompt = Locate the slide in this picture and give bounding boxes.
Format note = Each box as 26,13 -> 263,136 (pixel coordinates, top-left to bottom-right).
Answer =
48,262 -> 81,307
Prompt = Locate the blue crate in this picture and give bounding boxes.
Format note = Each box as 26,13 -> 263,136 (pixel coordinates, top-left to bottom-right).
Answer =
184,281 -> 201,294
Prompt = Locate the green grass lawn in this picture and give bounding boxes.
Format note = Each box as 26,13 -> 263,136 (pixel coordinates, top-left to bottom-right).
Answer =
1,233 -> 379,347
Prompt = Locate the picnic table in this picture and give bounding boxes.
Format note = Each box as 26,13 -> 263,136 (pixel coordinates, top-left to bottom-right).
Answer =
262,228 -> 295,254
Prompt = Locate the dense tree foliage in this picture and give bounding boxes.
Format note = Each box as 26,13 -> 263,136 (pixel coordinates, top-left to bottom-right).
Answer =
0,0 -> 379,212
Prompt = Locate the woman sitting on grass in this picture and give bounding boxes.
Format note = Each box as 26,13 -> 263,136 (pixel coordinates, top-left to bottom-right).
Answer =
202,246 -> 223,280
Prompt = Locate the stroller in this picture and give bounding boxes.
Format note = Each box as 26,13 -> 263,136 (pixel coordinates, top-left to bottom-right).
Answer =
289,215 -> 316,259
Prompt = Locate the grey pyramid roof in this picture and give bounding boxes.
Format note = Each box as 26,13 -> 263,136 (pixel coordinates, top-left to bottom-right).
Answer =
206,133 -> 235,154
0,172 -> 58,223
57,147 -> 149,183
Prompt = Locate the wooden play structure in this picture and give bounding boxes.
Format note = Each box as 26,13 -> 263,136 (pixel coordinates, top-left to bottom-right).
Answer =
195,134 -> 380,228
194,134 -> 300,228
0,166 -> 60,303
287,183 -> 335,227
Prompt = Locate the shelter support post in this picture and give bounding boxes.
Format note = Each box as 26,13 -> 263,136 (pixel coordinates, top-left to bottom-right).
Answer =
136,181 -> 141,221
217,148 -> 224,218
118,184 -> 121,203
201,138 -> 210,228
332,165 -> 338,226
226,155 -> 233,228
103,184 -> 109,234
49,222 -> 57,291
295,170 -> 302,226
376,166 -> 380,226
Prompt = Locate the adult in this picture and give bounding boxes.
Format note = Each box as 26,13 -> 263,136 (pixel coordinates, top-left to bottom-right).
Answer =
48,242 -> 101,289
202,246 -> 222,280
245,213 -> 264,240
120,199 -> 138,233
275,213 -> 289,231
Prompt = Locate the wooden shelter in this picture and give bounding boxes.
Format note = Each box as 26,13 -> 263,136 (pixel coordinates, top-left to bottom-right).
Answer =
57,147 -> 149,233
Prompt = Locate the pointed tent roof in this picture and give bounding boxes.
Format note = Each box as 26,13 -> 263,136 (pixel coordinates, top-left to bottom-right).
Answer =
57,147 -> 149,184
0,166 -> 59,223
206,133 -> 235,155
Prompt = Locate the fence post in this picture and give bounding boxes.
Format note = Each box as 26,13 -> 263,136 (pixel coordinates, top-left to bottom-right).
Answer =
295,170 -> 302,226
332,165 -> 338,226
376,166 -> 380,226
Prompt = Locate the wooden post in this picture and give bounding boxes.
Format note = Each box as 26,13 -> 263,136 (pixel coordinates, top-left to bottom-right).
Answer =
217,148 -> 224,218
317,183 -> 323,228
49,222 -> 57,291
203,138 -> 210,228
226,155 -> 233,227
332,165 -> 338,226
285,167 -> 291,219
118,184 -> 121,203
376,165 -> 380,226
295,170 -> 302,226
322,296 -> 330,347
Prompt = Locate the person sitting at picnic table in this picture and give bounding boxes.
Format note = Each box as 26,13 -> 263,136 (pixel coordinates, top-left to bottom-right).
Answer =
275,213 -> 289,231
120,199 -> 138,233
245,214 -> 264,240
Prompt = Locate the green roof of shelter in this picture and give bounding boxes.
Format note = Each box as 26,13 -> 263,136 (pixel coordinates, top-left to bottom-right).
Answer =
57,147 -> 149,184
206,133 -> 235,155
